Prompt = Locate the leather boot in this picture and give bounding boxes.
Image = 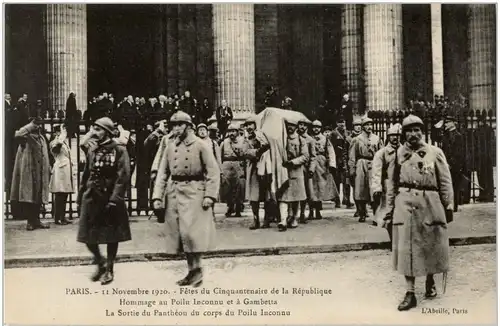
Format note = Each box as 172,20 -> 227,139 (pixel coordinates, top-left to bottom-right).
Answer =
315,209 -> 322,220
91,262 -> 106,282
425,277 -> 437,298
100,262 -> 114,285
249,216 -> 260,230
397,292 -> 417,311
298,213 -> 308,224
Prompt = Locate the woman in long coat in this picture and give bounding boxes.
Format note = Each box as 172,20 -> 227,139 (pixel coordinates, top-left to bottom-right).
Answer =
49,125 -> 75,225
152,111 -> 220,287
77,117 -> 131,285
384,115 -> 453,311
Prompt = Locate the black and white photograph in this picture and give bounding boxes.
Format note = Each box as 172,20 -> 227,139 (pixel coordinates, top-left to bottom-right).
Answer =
3,2 -> 497,324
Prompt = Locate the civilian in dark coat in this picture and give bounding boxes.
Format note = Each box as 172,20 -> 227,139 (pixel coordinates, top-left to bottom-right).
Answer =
5,93 -> 20,197
200,98 -> 213,123
216,100 -> 233,137
339,93 -> 353,130
17,94 -> 31,126
180,91 -> 196,118
77,117 -> 131,285
64,92 -> 79,138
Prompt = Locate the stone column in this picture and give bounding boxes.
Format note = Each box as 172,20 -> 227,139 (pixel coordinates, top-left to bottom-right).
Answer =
165,5 -> 178,96
363,4 -> 404,111
213,4 -> 255,119
431,3 -> 444,97
468,4 -> 496,112
44,4 -> 87,114
341,4 -> 364,114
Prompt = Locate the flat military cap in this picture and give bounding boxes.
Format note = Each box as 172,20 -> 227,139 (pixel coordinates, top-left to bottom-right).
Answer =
208,124 -> 218,131
312,120 -> 322,127
94,117 -> 115,135
387,123 -> 402,135
353,117 -> 362,125
402,114 -> 424,129
361,117 -> 373,126
445,115 -> 457,122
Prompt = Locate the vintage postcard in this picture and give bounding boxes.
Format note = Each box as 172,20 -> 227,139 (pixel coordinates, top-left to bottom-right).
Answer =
3,2 -> 497,325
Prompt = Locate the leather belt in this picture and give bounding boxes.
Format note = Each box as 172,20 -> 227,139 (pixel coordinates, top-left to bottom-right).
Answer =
171,175 -> 204,182
399,183 -> 438,192
359,156 -> 373,160
222,157 -> 243,162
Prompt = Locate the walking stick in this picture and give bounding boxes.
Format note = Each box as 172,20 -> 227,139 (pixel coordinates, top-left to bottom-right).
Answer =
442,272 -> 448,294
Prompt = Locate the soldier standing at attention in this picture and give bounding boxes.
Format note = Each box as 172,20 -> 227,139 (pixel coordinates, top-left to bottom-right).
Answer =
278,118 -> 309,231
330,119 -> 354,209
348,117 -> 383,222
241,116 -> 272,229
309,120 -> 338,219
349,118 -> 362,216
152,111 -> 220,287
371,123 -> 401,237
77,117 -> 132,285
383,115 -> 453,311
297,118 -> 316,222
220,123 -> 246,217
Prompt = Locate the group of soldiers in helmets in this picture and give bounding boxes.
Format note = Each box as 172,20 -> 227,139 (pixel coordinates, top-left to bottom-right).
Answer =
75,107 -> 455,311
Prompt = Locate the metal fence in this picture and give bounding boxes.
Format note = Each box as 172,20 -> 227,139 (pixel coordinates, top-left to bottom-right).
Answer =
4,109 -> 497,219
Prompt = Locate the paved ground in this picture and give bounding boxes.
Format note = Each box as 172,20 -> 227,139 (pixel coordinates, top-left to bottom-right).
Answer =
4,244 -> 496,325
5,203 -> 496,266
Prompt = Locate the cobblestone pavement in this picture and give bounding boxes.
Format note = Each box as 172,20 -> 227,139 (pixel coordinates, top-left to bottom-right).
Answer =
5,203 -> 496,262
5,244 -> 496,325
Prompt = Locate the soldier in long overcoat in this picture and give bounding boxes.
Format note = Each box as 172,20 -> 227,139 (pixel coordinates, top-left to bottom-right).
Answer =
370,123 -> 401,237
241,116 -> 272,229
10,118 -> 51,229
49,125 -> 76,225
297,118 -> 316,222
220,123 -> 246,217
152,111 -> 220,287
331,119 -> 354,208
382,115 -> 454,311
277,119 -> 309,231
348,117 -> 383,222
309,120 -> 338,219
77,117 -> 132,286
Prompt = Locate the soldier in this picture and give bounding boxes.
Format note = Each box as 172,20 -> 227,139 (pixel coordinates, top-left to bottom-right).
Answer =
277,118 -> 309,231
309,120 -> 338,219
241,116 -> 272,229
371,123 -> 402,236
440,116 -> 465,212
383,114 -> 453,311
348,117 -> 383,222
77,117 -> 132,285
297,118 -> 316,222
152,111 -> 220,287
330,119 -> 354,209
220,123 -> 246,217
197,123 -> 222,168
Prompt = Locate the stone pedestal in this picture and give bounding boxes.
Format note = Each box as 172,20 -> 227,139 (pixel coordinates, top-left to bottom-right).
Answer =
363,4 -> 404,111
468,4 -> 496,112
44,4 -> 87,113
431,4 -> 444,97
213,4 -> 255,120
341,4 -> 364,114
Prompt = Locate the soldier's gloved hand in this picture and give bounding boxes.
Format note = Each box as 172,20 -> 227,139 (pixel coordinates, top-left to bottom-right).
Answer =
152,199 -> 163,210
282,161 -> 291,168
202,197 -> 214,210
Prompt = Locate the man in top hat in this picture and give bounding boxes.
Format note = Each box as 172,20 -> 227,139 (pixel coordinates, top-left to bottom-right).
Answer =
371,123 -> 402,235
309,120 -> 338,219
439,116 -> 466,212
297,118 -> 316,222
348,116 -> 383,222
382,114 -> 453,311
152,110 -> 220,287
241,115 -> 273,229
220,123 -> 246,217
277,117 -> 309,231
330,118 -> 354,209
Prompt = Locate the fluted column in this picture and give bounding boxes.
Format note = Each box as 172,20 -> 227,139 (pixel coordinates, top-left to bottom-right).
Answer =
363,4 -> 404,111
431,4 -> 444,97
341,4 -> 364,114
213,4 -> 255,119
468,4 -> 496,112
44,4 -> 87,113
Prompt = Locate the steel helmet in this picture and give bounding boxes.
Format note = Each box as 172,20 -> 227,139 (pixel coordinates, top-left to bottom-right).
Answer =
387,123 -> 402,136
402,114 -> 424,130
312,120 -> 322,127
361,117 -> 373,126
93,117 -> 115,135
196,123 -> 208,130
169,111 -> 193,125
